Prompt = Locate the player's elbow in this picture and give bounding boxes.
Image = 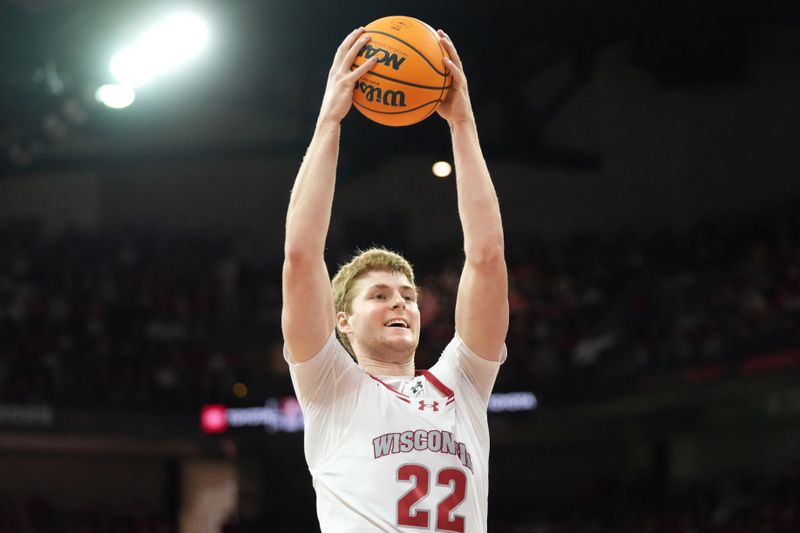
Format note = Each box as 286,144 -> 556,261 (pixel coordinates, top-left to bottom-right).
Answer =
465,237 -> 505,269
284,240 -> 322,266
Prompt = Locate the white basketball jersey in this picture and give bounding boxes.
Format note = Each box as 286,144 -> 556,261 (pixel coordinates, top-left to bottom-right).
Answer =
285,330 -> 506,533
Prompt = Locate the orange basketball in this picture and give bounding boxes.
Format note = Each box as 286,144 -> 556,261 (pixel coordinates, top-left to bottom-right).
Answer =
351,16 -> 451,127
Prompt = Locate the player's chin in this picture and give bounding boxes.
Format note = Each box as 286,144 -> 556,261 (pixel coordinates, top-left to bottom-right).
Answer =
384,329 -> 417,349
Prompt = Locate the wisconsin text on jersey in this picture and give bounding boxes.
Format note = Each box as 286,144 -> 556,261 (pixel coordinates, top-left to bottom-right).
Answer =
372,430 -> 474,472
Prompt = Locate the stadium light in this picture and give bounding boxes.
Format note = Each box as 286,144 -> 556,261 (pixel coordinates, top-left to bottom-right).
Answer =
95,84 -> 136,109
432,161 -> 452,178
110,47 -> 154,87
109,11 -> 210,88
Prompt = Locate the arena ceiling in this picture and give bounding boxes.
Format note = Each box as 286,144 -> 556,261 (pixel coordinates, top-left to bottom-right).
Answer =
1,0 -> 798,174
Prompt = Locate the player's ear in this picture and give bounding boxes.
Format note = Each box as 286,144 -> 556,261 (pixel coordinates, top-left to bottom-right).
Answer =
336,311 -> 352,335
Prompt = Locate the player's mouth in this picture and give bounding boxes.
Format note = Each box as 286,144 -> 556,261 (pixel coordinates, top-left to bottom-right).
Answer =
384,319 -> 409,329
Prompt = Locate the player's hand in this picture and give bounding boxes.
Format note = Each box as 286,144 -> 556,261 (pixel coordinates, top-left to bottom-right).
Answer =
435,30 -> 475,126
317,28 -> 378,126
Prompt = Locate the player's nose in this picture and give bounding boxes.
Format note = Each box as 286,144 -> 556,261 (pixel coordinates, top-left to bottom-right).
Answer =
389,291 -> 405,309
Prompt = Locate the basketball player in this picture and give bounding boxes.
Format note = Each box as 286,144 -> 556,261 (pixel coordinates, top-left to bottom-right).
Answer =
282,27 -> 508,533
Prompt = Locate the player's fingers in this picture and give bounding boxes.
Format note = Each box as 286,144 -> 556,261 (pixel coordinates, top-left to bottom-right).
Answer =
437,30 -> 464,72
333,27 -> 366,66
443,57 -> 466,89
347,55 -> 378,81
340,33 -> 371,73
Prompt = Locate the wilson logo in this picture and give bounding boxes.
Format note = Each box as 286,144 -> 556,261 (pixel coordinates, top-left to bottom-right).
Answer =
358,44 -> 407,70
355,81 -> 407,108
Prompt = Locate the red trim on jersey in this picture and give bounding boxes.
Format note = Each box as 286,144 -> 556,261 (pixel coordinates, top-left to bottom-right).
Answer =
368,371 -> 455,403
417,370 -> 455,399
368,374 -> 411,403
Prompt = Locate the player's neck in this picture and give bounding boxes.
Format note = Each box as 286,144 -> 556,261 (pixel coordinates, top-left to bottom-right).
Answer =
358,354 -> 415,378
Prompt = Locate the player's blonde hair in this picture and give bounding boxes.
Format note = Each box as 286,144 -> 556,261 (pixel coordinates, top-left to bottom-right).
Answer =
332,247 -> 417,358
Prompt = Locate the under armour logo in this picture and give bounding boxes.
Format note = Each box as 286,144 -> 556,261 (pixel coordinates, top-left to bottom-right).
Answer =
418,400 -> 439,412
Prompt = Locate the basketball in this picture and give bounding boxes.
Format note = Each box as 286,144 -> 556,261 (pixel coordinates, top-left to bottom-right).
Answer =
351,16 -> 451,127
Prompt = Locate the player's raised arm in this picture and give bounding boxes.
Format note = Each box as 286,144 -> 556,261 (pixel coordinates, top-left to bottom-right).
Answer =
282,29 -> 378,362
437,30 -> 509,361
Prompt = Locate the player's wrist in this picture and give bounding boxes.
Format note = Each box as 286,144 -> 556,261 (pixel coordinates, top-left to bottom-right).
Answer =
447,115 -> 477,132
315,114 -> 343,133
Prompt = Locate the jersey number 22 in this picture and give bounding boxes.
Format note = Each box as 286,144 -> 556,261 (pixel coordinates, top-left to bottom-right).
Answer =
396,464 -> 466,532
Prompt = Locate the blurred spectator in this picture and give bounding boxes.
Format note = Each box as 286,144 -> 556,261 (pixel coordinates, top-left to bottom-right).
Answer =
1,199 -> 799,408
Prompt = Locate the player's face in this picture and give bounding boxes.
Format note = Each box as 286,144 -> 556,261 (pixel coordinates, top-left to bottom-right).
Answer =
344,270 -> 420,359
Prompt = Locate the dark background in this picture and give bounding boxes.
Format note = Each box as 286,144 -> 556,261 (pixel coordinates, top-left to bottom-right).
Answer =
1,0 -> 800,531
